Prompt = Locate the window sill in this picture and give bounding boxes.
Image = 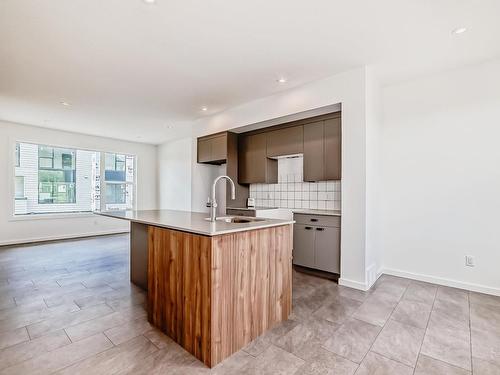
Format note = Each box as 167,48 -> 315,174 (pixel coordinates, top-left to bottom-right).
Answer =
9,212 -> 98,222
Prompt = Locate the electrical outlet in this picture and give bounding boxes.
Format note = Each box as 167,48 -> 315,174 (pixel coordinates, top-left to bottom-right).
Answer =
465,255 -> 475,267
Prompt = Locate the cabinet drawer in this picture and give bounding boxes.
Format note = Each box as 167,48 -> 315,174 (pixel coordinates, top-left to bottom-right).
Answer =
294,213 -> 340,227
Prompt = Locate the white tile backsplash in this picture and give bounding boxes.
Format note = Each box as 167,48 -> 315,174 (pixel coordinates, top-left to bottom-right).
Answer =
249,156 -> 341,210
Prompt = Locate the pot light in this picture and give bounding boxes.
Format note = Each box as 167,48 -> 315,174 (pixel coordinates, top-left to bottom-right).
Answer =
452,27 -> 467,35
143,0 -> 156,4
201,106 -> 208,112
277,77 -> 287,84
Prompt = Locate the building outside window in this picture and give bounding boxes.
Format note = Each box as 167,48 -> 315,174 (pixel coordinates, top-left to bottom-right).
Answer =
15,176 -> 25,198
13,142 -> 136,215
38,146 -> 77,204
15,143 -> 20,167
103,152 -> 134,211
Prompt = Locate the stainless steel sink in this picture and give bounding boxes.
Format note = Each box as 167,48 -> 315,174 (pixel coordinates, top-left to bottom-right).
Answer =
205,216 -> 266,223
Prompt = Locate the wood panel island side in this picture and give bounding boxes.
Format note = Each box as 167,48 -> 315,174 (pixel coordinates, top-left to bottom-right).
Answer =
97,209 -> 294,368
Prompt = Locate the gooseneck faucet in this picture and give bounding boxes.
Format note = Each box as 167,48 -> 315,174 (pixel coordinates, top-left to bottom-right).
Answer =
207,175 -> 236,222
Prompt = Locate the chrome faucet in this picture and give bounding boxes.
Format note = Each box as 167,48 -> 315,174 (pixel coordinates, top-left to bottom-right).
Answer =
207,175 -> 236,222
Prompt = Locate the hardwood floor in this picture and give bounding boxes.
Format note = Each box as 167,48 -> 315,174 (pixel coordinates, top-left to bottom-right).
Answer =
0,234 -> 499,374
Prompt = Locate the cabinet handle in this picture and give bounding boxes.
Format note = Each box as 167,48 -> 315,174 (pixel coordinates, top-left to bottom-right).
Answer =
310,218 -> 318,222
316,227 -> 325,231
304,227 -> 312,230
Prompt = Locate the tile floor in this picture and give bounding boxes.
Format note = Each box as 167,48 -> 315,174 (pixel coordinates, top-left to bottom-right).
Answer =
0,234 -> 499,374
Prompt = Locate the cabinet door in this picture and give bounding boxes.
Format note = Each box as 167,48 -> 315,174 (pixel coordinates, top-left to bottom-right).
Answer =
314,226 -> 340,273
211,134 -> 227,162
293,224 -> 315,268
197,138 -> 212,163
324,117 -> 341,180
303,121 -> 324,181
238,133 -> 265,183
267,126 -> 303,157
238,133 -> 277,184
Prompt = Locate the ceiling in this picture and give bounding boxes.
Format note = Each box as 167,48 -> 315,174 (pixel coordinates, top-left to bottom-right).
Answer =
1,0 -> 499,144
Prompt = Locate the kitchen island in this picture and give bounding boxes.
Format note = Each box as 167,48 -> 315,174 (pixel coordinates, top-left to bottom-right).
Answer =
97,209 -> 294,367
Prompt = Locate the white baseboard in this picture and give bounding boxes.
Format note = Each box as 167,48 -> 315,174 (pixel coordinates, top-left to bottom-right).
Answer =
0,230 -> 130,247
383,268 -> 500,297
338,277 -> 370,291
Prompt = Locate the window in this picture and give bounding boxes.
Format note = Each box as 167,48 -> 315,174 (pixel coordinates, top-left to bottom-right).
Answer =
106,183 -> 126,204
13,142 -> 136,215
15,143 -> 20,167
104,153 -> 134,211
38,146 -> 76,204
15,176 -> 24,198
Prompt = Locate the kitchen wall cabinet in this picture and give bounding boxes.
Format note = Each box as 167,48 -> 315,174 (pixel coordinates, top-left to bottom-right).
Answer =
303,116 -> 341,181
197,133 -> 228,164
238,133 -> 277,184
292,213 -> 340,274
324,117 -> 341,180
266,126 -> 303,157
201,112 -> 341,184
303,121 -> 324,181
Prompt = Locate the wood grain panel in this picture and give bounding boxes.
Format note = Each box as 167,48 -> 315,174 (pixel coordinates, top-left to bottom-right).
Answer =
148,224 -> 292,367
147,227 -> 212,366
210,225 -> 292,365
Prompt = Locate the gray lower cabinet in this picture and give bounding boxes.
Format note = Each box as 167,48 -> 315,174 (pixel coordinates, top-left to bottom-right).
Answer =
293,224 -> 316,268
314,226 -> 340,273
292,214 -> 340,274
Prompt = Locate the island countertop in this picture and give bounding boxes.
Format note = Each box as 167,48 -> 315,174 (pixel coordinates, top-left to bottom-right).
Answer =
96,209 -> 294,236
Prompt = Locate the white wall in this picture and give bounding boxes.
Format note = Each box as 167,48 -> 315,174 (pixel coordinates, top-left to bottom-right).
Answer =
157,137 -> 192,211
158,67 -> 370,290
0,121 -> 158,245
365,67 -> 384,287
381,59 -> 500,295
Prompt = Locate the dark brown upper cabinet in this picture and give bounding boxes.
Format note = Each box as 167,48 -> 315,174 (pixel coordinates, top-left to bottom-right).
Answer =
303,116 -> 341,181
238,133 -> 277,184
266,126 -> 303,157
303,121 -> 324,182
324,117 -> 341,180
197,133 -> 228,165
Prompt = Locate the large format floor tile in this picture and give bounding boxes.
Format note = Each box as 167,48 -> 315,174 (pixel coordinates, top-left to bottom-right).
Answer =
1,234 -> 500,374
371,319 -> 425,367
414,354 -> 471,375
322,318 -> 381,363
355,351 -> 413,375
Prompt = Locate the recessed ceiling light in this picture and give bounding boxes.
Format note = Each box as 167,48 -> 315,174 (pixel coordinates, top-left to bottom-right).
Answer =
277,77 -> 287,84
60,100 -> 71,106
452,27 -> 467,35
165,125 -> 173,129
201,106 -> 208,112
143,0 -> 156,4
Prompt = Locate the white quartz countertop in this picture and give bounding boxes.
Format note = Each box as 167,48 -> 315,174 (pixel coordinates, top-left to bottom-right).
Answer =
96,209 -> 294,236
292,209 -> 341,216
